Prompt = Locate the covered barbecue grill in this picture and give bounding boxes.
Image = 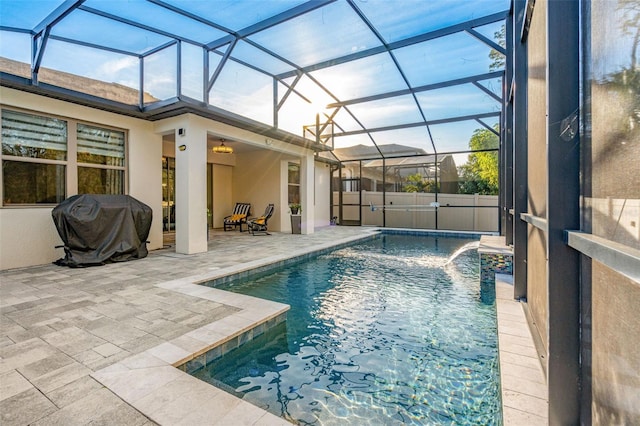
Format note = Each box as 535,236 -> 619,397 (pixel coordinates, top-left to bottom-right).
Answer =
52,194 -> 152,267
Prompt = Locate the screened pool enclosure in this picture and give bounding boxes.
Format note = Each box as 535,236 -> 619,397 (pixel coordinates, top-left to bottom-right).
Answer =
3,1 -> 640,424
0,0 -> 508,232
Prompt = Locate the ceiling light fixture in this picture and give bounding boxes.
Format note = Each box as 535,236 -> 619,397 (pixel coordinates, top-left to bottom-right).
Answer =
212,138 -> 233,154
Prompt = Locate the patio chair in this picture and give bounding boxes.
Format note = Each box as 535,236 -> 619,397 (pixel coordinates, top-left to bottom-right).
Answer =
223,202 -> 251,231
248,204 -> 275,235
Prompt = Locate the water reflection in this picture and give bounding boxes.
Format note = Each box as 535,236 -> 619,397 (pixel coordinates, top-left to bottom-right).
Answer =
198,236 -> 500,425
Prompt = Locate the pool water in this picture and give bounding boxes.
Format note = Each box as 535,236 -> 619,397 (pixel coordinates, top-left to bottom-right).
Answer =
195,234 -> 501,425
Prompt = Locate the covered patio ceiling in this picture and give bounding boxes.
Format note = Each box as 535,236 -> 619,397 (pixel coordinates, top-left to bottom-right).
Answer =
0,0 -> 508,161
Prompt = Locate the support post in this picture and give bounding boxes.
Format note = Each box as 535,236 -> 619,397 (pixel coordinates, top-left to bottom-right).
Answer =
512,0 -> 529,301
504,12 -> 514,243
175,119 -> 208,254
300,152 -> 315,234
546,0 -> 581,423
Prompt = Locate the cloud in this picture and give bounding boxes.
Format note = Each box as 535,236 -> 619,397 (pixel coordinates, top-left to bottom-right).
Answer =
90,56 -> 139,86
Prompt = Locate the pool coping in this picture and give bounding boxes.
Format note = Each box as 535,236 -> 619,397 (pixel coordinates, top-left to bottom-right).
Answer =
90,285 -> 292,425
90,229 -> 547,425
90,230 -> 378,425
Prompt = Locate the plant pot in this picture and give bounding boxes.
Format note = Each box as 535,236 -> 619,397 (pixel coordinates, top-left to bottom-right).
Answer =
290,214 -> 301,234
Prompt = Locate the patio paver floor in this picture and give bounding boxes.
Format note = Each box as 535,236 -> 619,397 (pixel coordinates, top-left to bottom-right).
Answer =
0,226 -> 371,425
1,226 -> 547,425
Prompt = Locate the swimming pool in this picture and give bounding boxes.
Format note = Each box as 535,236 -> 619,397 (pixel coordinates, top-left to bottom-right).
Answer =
195,234 -> 501,425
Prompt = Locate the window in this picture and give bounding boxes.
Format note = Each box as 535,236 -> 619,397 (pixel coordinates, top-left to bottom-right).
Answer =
1,109 -> 67,204
1,108 -> 127,205
288,162 -> 300,204
77,123 -> 125,194
2,161 -> 66,204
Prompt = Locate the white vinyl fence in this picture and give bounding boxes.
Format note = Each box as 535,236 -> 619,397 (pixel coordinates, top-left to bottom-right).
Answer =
334,191 -> 499,232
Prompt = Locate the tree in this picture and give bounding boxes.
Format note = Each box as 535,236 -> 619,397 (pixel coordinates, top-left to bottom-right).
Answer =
489,24 -> 506,71
403,173 -> 427,193
458,129 -> 499,195
456,24 -> 504,195
402,173 -> 439,193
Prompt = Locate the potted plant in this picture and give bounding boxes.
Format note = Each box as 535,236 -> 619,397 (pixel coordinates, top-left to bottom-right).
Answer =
289,203 -> 302,234
289,203 -> 301,215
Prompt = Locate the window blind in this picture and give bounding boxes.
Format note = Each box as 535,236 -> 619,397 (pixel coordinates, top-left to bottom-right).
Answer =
77,123 -> 125,166
1,109 -> 67,157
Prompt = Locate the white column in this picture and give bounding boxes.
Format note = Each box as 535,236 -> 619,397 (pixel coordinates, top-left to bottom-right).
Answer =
300,152 -> 315,234
174,122 -> 208,254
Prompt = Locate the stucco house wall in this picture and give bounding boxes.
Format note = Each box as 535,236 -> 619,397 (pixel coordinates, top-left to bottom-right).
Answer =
0,89 -> 328,270
0,88 -> 162,270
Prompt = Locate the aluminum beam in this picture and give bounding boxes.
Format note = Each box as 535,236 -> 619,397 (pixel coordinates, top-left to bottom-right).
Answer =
207,38 -> 238,92
472,80 -> 503,103
333,112 -> 500,137
0,26 -> 31,33
546,0 -> 581,423
33,0 -> 85,36
512,0 -> 529,300
206,0 -> 336,50
328,71 -> 503,107
144,40 -> 178,58
276,73 -> 303,111
503,14 -> 514,243
78,5 -> 203,47
31,0 -> 85,82
476,118 -> 500,136
49,35 -> 139,57
466,28 -> 507,55
347,0 -> 438,155
148,0 -> 231,34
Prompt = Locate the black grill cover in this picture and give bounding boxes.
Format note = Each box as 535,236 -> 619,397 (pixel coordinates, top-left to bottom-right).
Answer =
52,194 -> 152,267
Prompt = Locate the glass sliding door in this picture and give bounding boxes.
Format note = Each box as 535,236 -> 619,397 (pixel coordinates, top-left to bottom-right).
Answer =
162,157 -> 175,231
207,163 -> 213,229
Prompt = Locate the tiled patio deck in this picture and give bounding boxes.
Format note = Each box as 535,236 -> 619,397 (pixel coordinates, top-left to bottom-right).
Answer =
1,226 -> 547,425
